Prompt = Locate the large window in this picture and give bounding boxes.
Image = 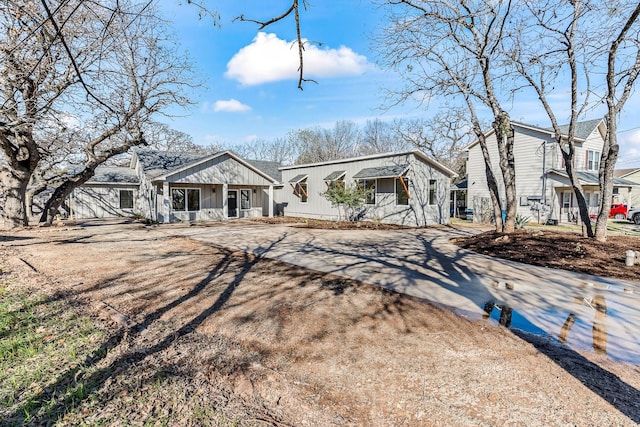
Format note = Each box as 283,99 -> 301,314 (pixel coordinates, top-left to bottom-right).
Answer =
119,189 -> 134,209
428,179 -> 437,205
359,179 -> 376,205
241,189 -> 251,210
587,150 -> 600,171
395,177 -> 410,206
172,188 -> 200,211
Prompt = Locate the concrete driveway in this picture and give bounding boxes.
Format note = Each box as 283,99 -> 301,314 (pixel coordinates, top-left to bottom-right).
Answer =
165,221 -> 640,364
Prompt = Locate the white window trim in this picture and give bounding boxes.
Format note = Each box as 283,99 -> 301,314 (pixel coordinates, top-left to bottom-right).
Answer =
171,187 -> 201,212
428,179 -> 437,206
395,177 -> 410,206
362,179 -> 376,205
119,189 -> 134,210
299,181 -> 309,204
587,150 -> 601,171
240,188 -> 252,210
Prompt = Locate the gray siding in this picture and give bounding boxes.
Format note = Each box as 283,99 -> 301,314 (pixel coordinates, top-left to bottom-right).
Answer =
280,153 -> 451,227
466,122 -> 608,223
166,155 -> 274,186
72,185 -> 139,219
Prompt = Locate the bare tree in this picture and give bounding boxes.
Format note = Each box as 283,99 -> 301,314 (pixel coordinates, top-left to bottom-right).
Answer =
506,0 -> 640,240
142,122 -> 205,153
234,0 -> 313,90
294,120 -> 360,164
358,119 -> 413,155
393,108 -> 474,173
232,137 -> 298,165
378,0 -> 517,233
598,2 -> 640,241
0,0 -> 198,228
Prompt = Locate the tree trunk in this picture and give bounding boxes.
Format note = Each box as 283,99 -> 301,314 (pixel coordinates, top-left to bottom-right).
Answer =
0,168 -> 30,228
596,118 -> 619,242
477,136 -> 504,233
493,112 -> 517,233
561,148 -> 594,238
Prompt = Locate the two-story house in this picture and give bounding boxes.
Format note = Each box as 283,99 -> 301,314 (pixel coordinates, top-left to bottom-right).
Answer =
466,118 -> 636,224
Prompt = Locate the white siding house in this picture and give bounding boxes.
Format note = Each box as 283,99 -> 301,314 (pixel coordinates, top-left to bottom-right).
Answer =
71,167 -> 140,219
279,151 -> 457,227
614,168 -> 640,208
466,119 -> 636,224
71,150 -> 282,223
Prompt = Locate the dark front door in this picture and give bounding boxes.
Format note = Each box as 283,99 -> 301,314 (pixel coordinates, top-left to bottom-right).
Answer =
228,190 -> 238,218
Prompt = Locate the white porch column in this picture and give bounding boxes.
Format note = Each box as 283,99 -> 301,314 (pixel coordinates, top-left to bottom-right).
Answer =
162,181 -> 170,223
268,185 -> 274,218
223,183 -> 228,219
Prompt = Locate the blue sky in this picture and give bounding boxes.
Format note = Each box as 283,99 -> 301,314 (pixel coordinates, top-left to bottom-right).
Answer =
159,1 -> 640,167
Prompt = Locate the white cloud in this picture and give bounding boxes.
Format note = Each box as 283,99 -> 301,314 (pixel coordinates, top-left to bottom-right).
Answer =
243,134 -> 258,143
225,32 -> 371,86
213,99 -> 251,113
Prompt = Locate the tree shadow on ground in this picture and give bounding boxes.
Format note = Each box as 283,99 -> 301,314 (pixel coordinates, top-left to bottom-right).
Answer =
5,235 -> 291,426
513,329 -> 640,424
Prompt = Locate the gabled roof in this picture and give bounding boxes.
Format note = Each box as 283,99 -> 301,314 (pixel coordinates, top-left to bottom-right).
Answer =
550,119 -> 602,140
134,150 -> 208,179
467,118 -> 605,150
86,166 -> 140,184
548,169 -> 638,187
615,168 -> 640,179
245,159 -> 283,183
152,150 -> 280,184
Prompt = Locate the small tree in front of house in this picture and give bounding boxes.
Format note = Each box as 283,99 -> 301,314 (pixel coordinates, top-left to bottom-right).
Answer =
321,183 -> 371,222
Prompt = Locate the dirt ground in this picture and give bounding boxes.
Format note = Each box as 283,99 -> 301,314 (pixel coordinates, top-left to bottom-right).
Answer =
451,227 -> 640,281
2,220 -> 640,426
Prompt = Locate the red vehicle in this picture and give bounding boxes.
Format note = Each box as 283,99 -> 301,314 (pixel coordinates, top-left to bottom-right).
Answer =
609,203 -> 628,219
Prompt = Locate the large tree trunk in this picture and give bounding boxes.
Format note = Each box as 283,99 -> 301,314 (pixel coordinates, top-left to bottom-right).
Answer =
0,168 -> 31,228
476,134 -> 504,233
39,170 -> 96,224
493,112 -> 517,233
560,145 -> 594,238
596,120 -> 619,242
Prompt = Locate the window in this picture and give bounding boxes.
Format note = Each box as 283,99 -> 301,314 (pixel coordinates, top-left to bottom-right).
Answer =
360,179 -> 376,205
241,189 -> 251,210
562,191 -> 571,209
328,179 -> 344,191
395,177 -> 410,206
187,189 -> 200,211
428,179 -> 437,205
119,189 -> 133,209
290,175 -> 309,203
299,182 -> 308,203
172,188 -> 200,211
587,150 -> 600,171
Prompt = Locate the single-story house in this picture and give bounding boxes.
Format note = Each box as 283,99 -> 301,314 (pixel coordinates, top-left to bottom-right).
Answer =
71,149 -> 455,227
71,150 -> 282,223
279,151 -> 457,227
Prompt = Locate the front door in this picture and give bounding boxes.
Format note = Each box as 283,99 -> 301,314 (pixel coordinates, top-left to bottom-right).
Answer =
228,190 -> 238,218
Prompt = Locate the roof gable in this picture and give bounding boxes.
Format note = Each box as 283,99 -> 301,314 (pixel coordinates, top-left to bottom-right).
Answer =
467,118 -> 605,151
548,118 -> 602,140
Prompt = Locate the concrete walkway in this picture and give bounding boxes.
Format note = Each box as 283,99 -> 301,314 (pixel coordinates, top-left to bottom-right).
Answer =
165,221 -> 640,364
